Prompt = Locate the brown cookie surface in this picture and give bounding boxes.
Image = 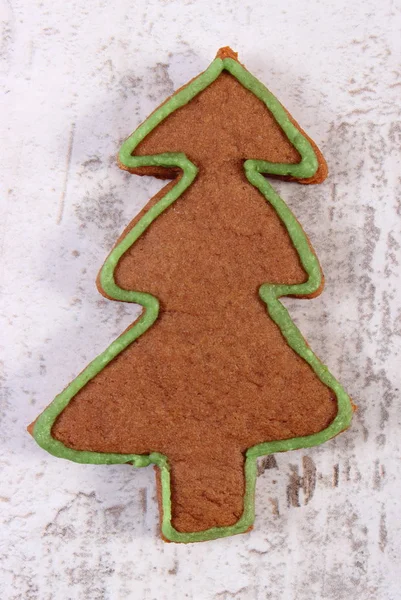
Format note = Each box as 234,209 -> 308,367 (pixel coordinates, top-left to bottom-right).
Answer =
52,58 -> 337,533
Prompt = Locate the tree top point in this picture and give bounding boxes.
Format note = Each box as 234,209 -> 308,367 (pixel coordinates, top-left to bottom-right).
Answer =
216,46 -> 238,61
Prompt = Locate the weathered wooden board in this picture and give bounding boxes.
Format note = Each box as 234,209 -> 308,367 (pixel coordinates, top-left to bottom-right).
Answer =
1,1 -> 400,598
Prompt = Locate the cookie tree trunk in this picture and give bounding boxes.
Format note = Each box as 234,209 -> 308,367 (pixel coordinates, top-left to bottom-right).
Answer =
31,48 -> 352,542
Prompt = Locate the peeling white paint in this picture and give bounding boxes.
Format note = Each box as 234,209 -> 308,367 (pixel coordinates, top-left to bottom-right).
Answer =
1,1 -> 400,599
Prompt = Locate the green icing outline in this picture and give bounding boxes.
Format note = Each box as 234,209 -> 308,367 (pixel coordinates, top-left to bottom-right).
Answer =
33,56 -> 353,543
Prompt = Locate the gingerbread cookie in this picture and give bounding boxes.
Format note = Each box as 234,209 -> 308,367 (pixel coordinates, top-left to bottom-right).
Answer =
29,47 -> 353,543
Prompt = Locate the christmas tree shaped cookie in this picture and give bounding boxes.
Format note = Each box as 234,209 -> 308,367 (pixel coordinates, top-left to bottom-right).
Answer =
30,47 -> 353,542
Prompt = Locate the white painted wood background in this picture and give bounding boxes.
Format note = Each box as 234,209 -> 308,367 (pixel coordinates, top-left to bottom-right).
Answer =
1,1 -> 400,598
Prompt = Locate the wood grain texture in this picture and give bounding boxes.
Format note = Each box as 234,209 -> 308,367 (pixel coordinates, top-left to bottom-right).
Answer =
1,0 -> 400,598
